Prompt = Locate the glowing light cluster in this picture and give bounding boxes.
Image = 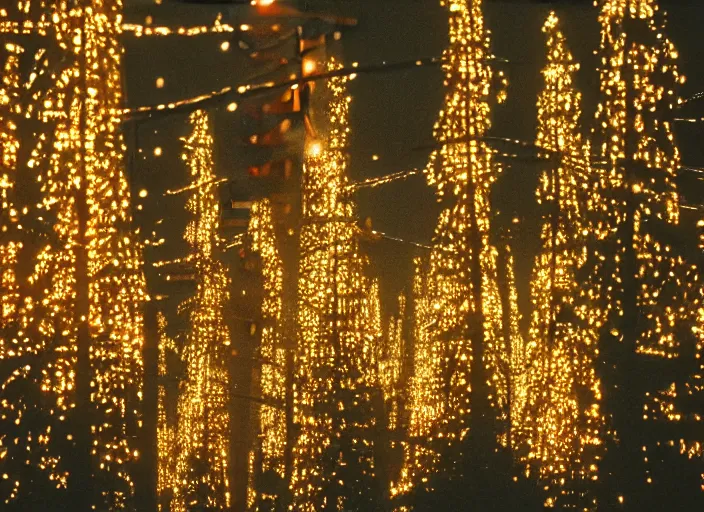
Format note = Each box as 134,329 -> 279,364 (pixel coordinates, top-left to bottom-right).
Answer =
169,110 -> 232,512
394,0 -> 516,501
290,59 -> 380,511
0,42 -> 22,326
584,0 -> 704,505
247,199 -> 287,510
501,245 -> 526,448
590,0 -> 688,354
122,16 -> 234,38
0,1 -> 146,508
519,13 -> 602,510
156,313 -> 176,511
379,291 -> 405,432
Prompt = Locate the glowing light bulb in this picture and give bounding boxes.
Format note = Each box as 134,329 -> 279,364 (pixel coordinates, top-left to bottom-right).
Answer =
307,141 -> 322,157
303,59 -> 317,75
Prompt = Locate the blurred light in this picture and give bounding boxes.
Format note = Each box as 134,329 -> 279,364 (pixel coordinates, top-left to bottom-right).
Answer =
307,141 -> 322,157
303,59 -> 317,75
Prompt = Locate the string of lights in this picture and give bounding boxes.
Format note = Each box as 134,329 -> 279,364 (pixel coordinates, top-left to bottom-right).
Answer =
122,16 -> 234,38
344,169 -> 421,192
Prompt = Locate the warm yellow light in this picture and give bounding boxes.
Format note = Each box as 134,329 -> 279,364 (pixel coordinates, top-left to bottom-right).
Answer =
394,0 -> 514,502
154,147 -> 163,157
220,40 -> 230,52
227,102 -> 238,112
307,141 -> 323,157
168,111 -> 232,511
139,189 -> 148,198
0,2 -> 147,506
303,59 -> 317,75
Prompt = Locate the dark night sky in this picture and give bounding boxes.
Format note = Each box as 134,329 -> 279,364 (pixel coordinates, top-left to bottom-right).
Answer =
122,0 -> 704,322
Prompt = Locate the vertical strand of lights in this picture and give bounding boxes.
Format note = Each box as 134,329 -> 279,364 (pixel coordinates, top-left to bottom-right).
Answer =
394,0 -> 510,501
0,1 -> 146,509
156,313 -> 176,510
0,42 -> 23,327
171,110 -> 231,512
391,258 -> 438,506
590,0 -> 703,505
247,199 -> 287,510
519,13 -> 601,510
380,291 -> 405,433
291,59 -> 379,512
500,246 -> 525,451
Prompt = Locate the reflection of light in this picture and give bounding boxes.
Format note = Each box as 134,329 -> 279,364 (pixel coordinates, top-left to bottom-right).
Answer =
307,141 -> 322,157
